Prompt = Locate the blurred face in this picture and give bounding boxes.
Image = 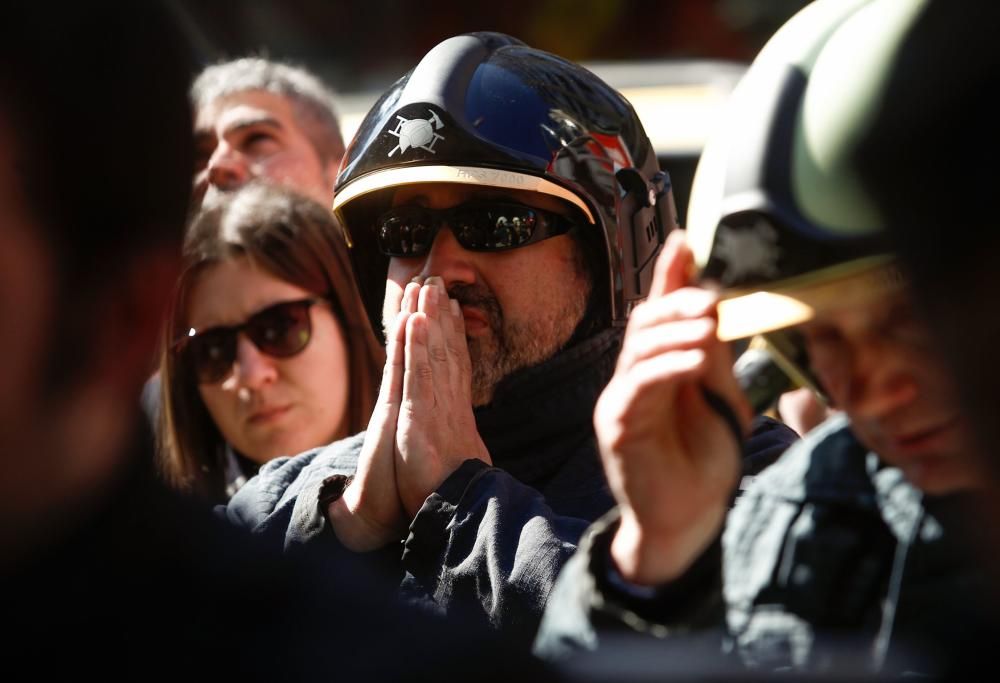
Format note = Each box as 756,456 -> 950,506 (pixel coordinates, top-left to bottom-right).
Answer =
193,90 -> 337,208
0,111 -> 56,488
382,184 -> 591,406
186,257 -> 349,462
799,290 -> 978,495
4,110 -> 141,556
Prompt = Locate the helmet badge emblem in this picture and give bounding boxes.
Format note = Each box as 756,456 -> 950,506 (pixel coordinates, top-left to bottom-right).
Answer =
713,219 -> 781,284
387,110 -> 445,157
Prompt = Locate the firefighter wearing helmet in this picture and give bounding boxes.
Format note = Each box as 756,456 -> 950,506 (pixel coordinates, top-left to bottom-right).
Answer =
228,31 -> 795,645
536,0 -> 990,677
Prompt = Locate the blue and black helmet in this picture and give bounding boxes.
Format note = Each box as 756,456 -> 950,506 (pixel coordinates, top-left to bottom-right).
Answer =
332,32 -> 677,341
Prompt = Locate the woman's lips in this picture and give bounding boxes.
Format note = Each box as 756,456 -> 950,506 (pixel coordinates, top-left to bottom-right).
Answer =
248,404 -> 292,424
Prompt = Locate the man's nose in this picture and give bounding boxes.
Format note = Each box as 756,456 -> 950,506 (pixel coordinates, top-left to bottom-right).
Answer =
206,143 -> 250,192
842,347 -> 919,421
224,335 -> 278,393
416,226 -> 477,287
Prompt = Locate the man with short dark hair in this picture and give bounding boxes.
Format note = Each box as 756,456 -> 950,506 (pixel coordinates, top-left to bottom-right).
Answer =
191,57 -> 345,207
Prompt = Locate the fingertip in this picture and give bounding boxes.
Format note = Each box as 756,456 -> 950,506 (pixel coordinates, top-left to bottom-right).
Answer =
385,286 -> 405,322
677,287 -> 721,320
650,230 -> 695,297
680,347 -> 708,369
403,281 -> 421,313
665,228 -> 687,250
406,311 -> 428,345
390,309 -> 410,340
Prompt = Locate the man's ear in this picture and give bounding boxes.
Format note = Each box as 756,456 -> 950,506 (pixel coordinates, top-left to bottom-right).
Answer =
90,246 -> 180,396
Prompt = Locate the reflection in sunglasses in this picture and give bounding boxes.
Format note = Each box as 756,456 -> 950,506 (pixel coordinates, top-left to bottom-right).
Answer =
375,202 -> 576,257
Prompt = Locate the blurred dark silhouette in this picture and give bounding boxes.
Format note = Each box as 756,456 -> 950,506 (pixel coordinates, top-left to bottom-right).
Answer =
856,5 -> 1000,673
856,1 -> 1000,485
0,3 -> 548,680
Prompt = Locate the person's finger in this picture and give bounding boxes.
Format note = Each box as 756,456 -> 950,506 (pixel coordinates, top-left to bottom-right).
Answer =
439,295 -> 471,401
432,280 -> 472,408
617,317 -> 717,372
648,230 -> 695,299
401,280 -> 421,316
418,280 -> 451,399
384,285 -> 404,325
626,287 -> 719,335
448,297 -> 465,339
619,348 -> 709,400
595,349 -> 704,455
402,312 -> 434,416
376,309 -> 410,406
698,334 -> 753,437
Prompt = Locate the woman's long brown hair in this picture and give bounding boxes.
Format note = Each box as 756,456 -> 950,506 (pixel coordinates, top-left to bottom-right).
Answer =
157,184 -> 384,502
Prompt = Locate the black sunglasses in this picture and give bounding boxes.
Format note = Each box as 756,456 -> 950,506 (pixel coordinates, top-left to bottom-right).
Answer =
176,297 -> 323,384
374,202 -> 577,257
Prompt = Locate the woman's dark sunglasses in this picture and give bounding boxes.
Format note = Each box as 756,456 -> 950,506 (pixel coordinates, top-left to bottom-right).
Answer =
176,297 -> 323,384
374,202 -> 577,257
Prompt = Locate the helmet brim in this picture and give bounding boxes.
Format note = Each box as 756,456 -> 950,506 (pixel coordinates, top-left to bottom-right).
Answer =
333,164 -> 596,234
714,255 -> 904,341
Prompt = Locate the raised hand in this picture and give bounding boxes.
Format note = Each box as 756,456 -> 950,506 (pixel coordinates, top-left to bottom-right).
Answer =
598,231 -> 750,585
395,276 -> 491,517
326,282 -> 419,551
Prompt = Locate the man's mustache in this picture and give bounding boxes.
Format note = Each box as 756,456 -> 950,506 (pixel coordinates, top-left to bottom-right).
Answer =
447,283 -> 503,333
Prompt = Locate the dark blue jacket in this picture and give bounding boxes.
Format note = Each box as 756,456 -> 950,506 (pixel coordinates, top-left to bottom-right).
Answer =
225,328 -> 798,648
535,414 -> 992,677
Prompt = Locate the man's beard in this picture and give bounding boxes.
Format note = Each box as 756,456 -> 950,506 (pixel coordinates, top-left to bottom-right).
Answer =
448,281 -> 589,406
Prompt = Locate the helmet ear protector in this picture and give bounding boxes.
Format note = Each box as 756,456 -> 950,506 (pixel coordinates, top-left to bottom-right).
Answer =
616,167 -> 675,309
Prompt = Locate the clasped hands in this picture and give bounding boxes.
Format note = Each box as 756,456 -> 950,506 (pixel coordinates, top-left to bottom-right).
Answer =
328,276 -> 491,551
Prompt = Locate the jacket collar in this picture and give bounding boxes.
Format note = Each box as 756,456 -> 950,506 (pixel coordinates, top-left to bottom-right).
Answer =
472,327 -> 623,484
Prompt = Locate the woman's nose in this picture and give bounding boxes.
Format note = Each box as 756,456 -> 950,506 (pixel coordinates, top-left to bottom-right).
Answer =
226,334 -> 278,392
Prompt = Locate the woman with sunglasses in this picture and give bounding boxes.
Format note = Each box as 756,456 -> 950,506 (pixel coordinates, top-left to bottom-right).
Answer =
157,183 -> 384,502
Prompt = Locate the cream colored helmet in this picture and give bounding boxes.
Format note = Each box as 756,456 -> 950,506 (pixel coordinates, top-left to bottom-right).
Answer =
686,0 -> 927,343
